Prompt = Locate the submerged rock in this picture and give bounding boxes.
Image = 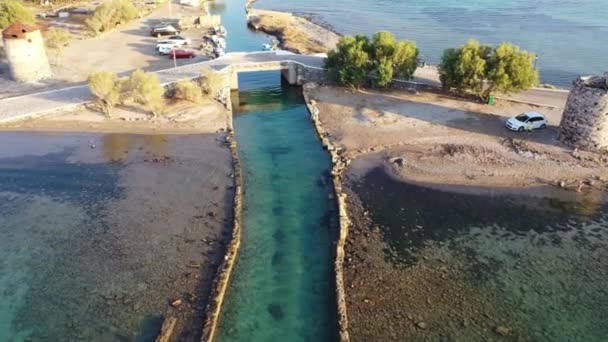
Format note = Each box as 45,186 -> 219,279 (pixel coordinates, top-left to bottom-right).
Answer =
494,325 -> 511,336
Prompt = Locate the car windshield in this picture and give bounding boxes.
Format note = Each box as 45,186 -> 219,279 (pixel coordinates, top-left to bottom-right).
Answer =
515,114 -> 529,122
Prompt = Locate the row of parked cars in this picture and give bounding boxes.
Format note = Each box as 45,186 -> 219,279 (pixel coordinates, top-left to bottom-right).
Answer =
150,21 -> 197,59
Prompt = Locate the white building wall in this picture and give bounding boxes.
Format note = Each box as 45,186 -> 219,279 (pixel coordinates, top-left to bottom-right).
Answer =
3,30 -> 52,83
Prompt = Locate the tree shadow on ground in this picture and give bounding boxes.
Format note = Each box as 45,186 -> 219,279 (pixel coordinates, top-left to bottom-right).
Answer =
316,87 -> 563,148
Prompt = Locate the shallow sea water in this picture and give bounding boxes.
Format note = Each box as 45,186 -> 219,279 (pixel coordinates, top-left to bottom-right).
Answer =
351,166 -> 608,340
217,72 -> 338,341
257,0 -> 608,86
0,133 -> 232,341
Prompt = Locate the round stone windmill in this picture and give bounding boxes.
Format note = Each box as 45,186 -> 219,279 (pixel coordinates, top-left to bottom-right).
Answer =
559,73 -> 608,151
2,21 -> 52,83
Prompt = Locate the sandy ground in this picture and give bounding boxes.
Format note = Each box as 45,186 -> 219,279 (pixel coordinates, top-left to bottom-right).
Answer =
0,98 -> 230,134
307,85 -> 608,191
0,2 -> 210,99
247,9 -> 339,54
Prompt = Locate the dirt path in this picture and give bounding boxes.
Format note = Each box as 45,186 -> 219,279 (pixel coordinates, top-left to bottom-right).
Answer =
307,85 -> 608,191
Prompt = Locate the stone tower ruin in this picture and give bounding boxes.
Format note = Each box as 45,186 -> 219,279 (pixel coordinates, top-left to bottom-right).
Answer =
559,73 -> 608,151
2,22 -> 52,83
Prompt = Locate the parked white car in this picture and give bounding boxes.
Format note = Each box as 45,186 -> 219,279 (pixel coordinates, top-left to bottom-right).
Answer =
157,35 -> 191,46
157,44 -> 179,55
505,112 -> 548,132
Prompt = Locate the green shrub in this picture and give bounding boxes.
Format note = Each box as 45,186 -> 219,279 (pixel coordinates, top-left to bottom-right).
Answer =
173,79 -> 203,103
85,0 -> 138,35
88,71 -> 121,118
439,40 -> 490,97
393,40 -> 419,80
326,31 -> 419,88
486,42 -> 539,96
200,66 -> 228,99
439,40 -> 538,99
44,27 -> 71,56
126,69 -> 166,117
325,35 -> 371,88
0,0 -> 34,30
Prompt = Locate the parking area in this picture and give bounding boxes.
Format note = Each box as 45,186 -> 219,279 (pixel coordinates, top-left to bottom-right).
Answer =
0,1 -> 217,97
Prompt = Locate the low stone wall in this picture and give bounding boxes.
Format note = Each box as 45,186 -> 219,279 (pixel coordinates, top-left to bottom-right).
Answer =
294,63 -> 330,85
303,83 -> 351,342
200,96 -> 244,342
559,73 -> 608,151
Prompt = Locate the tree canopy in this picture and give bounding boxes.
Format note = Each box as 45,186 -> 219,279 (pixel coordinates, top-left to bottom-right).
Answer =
325,31 -> 419,88
0,0 -> 34,30
85,0 -> 138,35
439,39 -> 538,99
326,35 -> 371,88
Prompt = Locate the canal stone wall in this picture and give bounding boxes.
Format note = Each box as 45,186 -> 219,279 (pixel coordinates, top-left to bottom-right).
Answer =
303,83 -> 351,342
559,73 -> 608,151
201,94 -> 244,342
293,62 -> 330,85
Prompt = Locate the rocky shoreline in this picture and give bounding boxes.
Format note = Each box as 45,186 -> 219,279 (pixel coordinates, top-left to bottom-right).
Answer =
200,98 -> 244,342
303,80 -> 608,340
304,83 -> 352,341
246,7 -> 339,54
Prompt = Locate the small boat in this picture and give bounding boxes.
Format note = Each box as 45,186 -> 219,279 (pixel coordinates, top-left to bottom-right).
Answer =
262,43 -> 273,51
214,46 -> 225,58
212,26 -> 227,37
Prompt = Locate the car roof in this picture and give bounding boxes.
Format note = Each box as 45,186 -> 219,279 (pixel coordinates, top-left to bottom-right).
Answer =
524,111 -> 545,118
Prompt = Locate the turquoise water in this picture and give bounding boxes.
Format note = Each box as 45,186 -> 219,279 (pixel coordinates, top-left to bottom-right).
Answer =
0,133 -> 233,341
209,0 -> 275,52
351,166 -> 608,340
257,0 -> 608,86
217,72 -> 338,341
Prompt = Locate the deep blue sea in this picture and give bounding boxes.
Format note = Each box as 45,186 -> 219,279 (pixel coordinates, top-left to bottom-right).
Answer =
257,0 -> 608,86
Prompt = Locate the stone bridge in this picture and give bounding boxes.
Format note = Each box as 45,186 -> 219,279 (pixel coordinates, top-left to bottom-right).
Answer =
0,51 -> 327,123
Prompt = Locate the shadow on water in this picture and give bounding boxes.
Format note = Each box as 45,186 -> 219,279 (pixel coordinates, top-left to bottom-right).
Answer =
351,167 -> 608,266
348,165 -> 608,340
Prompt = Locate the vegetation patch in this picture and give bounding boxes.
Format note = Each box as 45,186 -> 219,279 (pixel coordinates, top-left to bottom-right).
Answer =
439,40 -> 538,100
326,31 -> 419,89
0,0 -> 34,29
85,0 -> 139,36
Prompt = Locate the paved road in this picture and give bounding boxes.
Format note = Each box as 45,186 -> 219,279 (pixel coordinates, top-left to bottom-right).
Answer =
0,52 -> 325,122
412,65 -> 569,108
0,52 -> 568,122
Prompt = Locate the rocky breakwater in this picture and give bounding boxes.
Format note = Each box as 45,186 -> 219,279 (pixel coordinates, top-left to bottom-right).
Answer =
246,8 -> 339,54
200,92 -> 244,342
559,73 -> 608,151
303,83 -> 351,342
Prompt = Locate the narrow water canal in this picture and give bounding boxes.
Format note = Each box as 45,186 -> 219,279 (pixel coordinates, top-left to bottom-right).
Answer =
208,1 -> 340,340
216,72 -> 338,340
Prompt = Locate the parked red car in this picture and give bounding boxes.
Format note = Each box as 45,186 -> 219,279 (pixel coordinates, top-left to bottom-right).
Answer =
169,49 -> 196,59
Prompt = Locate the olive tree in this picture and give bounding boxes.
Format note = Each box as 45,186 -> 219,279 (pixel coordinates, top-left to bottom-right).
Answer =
45,27 -> 71,58
439,39 -> 538,100
0,0 -> 34,29
200,66 -> 228,99
439,40 -> 491,98
88,71 -> 121,118
173,79 -> 203,103
393,40 -> 419,80
369,31 -> 419,87
325,35 -> 371,88
326,31 -> 419,88
85,0 -> 138,35
486,42 -> 539,97
126,69 -> 166,117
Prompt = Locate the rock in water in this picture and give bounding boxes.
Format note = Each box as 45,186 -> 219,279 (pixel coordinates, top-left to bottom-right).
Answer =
494,325 -> 511,336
